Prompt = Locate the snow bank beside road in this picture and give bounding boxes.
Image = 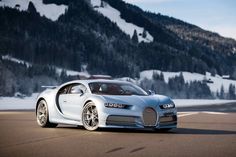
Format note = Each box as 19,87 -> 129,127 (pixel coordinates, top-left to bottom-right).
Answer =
174,99 -> 236,107
0,93 -> 236,110
0,94 -> 38,110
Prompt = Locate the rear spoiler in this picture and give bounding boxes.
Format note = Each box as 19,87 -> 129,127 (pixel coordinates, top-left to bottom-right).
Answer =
41,86 -> 58,89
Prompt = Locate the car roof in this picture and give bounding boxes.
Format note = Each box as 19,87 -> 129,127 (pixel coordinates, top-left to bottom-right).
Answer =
64,79 -> 132,85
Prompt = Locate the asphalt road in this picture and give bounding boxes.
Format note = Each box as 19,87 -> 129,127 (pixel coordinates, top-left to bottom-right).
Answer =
0,107 -> 236,157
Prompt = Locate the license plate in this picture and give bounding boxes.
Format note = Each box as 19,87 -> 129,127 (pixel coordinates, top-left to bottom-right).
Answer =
164,112 -> 174,116
160,116 -> 174,122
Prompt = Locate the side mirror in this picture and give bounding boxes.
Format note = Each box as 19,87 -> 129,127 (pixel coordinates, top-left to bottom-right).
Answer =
148,90 -> 155,95
71,87 -> 84,95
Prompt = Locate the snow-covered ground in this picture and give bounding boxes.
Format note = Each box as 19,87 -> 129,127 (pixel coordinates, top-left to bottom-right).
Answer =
0,94 -> 235,110
173,99 -> 236,107
116,77 -> 137,83
1,55 -> 89,77
2,55 -> 32,68
2,54 -> 236,94
91,0 -> 153,43
140,70 -> 236,94
54,67 -> 90,77
0,93 -> 38,110
233,47 -> 236,54
0,0 -> 67,21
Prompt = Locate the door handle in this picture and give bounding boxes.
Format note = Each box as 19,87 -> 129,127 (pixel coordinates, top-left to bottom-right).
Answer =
63,100 -> 67,103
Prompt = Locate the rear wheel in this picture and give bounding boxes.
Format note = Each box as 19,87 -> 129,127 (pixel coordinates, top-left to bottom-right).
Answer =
82,102 -> 99,131
36,100 -> 58,127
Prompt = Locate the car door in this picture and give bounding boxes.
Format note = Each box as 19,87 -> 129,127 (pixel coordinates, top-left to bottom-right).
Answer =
59,83 -> 88,121
58,85 -> 69,113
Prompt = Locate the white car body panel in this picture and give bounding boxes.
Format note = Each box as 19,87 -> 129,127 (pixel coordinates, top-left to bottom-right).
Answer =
36,79 -> 177,129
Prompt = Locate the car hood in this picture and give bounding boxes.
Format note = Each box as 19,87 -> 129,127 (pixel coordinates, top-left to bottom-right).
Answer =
102,94 -> 172,108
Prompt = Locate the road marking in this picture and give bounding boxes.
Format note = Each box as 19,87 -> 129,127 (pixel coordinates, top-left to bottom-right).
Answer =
178,112 -> 199,117
201,111 -> 229,115
178,111 -> 229,118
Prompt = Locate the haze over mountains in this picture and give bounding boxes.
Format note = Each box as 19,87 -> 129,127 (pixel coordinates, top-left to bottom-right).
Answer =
0,0 -> 236,98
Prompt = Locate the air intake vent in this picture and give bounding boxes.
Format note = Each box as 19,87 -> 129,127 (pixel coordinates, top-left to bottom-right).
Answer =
143,107 -> 157,126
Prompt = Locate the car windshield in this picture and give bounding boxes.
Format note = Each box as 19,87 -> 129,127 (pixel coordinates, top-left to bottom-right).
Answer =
89,82 -> 148,96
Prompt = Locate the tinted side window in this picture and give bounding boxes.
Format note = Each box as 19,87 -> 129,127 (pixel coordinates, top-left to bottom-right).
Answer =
58,85 -> 70,94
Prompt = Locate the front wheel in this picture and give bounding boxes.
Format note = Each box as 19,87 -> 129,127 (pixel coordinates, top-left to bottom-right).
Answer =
82,102 -> 99,131
36,100 -> 58,128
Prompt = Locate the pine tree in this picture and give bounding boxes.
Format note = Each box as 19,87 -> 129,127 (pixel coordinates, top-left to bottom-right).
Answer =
220,85 -> 225,99
27,1 -> 38,15
60,69 -> 67,82
132,29 -> 138,43
142,29 -> 147,38
152,71 -> 159,80
216,90 -> 220,98
179,72 -> 185,85
100,1 -> 104,7
160,72 -> 164,81
228,84 -> 236,99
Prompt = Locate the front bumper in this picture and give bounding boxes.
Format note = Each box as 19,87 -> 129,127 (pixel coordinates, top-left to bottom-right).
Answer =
99,110 -> 177,129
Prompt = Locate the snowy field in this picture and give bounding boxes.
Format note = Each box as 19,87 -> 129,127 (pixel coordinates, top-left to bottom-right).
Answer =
0,0 -> 67,21
1,55 -> 89,77
0,94 -> 235,110
91,0 -> 153,43
0,94 -> 38,110
140,70 -> 236,94
173,99 -> 236,107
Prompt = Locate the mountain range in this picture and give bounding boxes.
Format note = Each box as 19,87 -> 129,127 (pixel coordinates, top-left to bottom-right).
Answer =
0,0 -> 236,97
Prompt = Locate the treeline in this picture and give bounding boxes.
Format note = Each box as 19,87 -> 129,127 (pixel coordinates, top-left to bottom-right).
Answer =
1,57 -> 235,99
0,59 -> 75,96
1,0 -> 236,97
0,0 -> 236,79
0,2 -> 140,78
139,72 -> 236,99
104,0 -> 236,77
216,84 -> 236,100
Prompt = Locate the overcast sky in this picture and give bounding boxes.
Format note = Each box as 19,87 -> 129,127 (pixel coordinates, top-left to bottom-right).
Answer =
124,0 -> 236,40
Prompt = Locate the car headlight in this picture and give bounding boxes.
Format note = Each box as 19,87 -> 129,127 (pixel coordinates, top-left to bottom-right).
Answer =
160,103 -> 175,109
104,103 -> 128,109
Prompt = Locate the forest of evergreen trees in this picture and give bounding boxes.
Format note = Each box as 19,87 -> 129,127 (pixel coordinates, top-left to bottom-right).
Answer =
140,72 -> 236,99
0,0 -> 236,98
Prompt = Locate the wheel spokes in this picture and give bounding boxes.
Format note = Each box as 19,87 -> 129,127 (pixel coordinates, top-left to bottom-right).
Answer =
83,104 -> 98,129
91,118 -> 98,127
37,103 -> 47,125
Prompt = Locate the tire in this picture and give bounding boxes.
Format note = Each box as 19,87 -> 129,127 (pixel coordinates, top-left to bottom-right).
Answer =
36,99 -> 58,128
160,128 -> 172,131
82,102 -> 99,131
155,128 -> 172,132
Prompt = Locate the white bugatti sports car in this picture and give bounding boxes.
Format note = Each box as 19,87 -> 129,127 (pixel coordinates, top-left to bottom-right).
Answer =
36,80 -> 177,131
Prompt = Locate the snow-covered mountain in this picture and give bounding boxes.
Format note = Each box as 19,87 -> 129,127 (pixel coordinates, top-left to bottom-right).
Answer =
91,0 -> 153,43
0,0 -> 67,21
0,0 -> 153,43
0,0 -> 236,98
